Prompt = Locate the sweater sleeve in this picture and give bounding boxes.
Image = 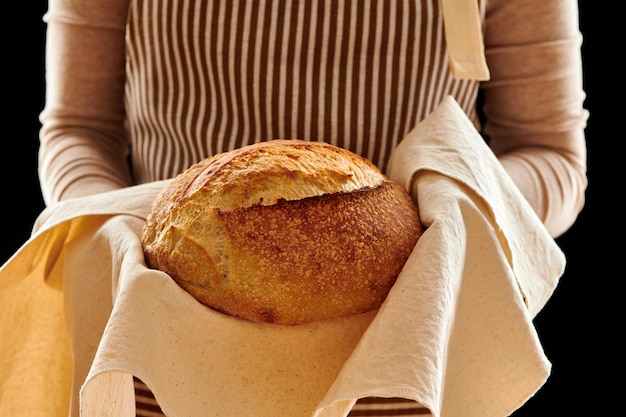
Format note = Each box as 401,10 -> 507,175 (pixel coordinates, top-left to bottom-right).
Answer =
481,0 -> 588,237
38,0 -> 132,205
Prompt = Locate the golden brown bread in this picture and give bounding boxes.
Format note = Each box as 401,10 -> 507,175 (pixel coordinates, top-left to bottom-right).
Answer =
141,139 -> 423,325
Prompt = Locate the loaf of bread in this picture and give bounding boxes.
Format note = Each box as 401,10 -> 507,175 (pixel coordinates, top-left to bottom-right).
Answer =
141,139 -> 423,325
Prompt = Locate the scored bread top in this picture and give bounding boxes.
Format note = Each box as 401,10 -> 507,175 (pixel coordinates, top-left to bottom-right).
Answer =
171,139 -> 386,211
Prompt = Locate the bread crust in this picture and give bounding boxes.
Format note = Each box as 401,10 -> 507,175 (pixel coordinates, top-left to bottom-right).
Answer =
142,140 -> 423,325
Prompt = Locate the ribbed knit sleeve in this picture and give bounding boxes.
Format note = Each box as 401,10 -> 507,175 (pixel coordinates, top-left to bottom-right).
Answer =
481,0 -> 588,236
38,0 -> 133,204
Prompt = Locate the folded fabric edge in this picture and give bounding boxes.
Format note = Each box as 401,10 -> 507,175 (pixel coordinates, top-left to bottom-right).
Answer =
1,180 -> 169,282
33,180 -> 170,234
387,95 -> 565,317
80,369 -> 136,417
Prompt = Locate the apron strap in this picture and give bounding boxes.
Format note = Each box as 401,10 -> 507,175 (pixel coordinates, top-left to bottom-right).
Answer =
440,0 -> 490,80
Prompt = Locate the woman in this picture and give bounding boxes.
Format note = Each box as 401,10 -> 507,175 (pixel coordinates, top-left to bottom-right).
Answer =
38,0 -> 588,415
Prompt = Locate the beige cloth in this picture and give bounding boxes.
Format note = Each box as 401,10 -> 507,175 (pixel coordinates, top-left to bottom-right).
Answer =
0,96 -> 564,417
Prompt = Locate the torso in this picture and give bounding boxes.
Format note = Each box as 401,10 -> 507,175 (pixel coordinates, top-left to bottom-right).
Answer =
124,0 -> 482,183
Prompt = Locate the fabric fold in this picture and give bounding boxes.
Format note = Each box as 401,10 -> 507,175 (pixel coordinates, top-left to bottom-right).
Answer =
387,96 -> 565,316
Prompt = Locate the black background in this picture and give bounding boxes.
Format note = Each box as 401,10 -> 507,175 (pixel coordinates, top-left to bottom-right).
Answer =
3,2 -> 619,415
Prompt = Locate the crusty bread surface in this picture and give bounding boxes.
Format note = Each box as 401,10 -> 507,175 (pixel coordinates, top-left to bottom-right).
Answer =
142,139 -> 422,325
